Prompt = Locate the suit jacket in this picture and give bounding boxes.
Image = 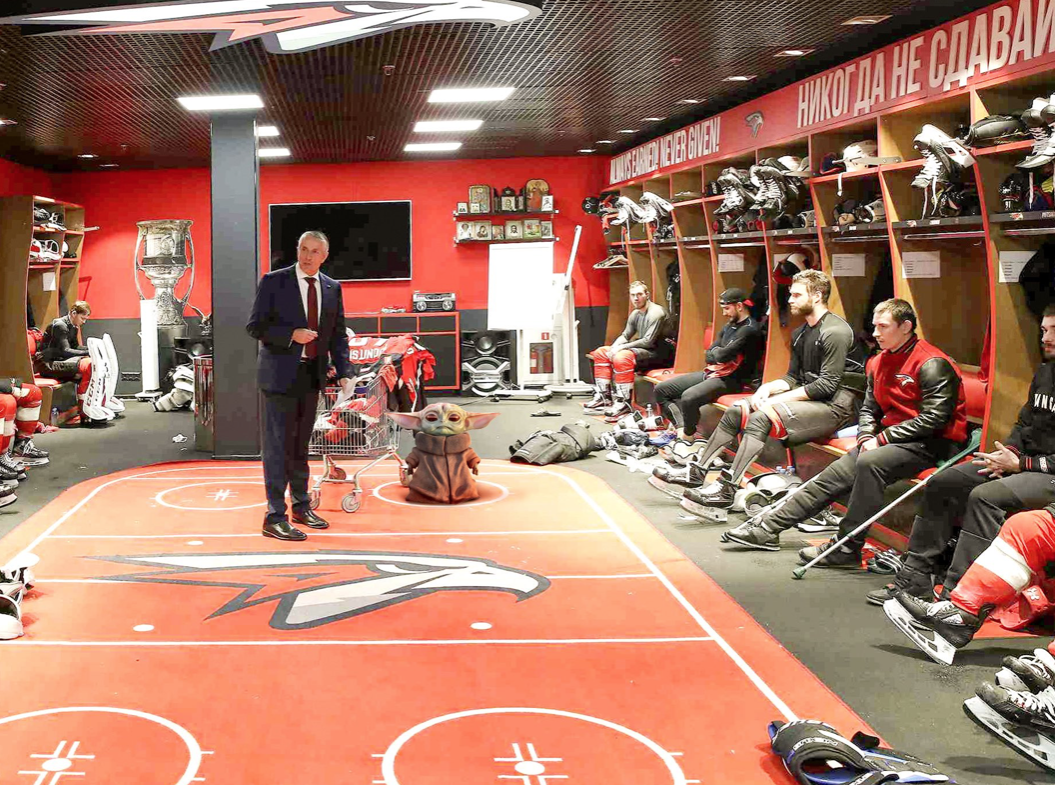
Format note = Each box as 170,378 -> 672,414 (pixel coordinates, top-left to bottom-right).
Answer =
246,264 -> 353,394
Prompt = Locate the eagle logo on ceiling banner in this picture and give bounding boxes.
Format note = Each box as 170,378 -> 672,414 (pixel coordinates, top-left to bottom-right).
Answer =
1,0 -> 543,54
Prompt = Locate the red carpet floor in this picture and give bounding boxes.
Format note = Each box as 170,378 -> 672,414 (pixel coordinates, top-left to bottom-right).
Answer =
0,460 -> 875,784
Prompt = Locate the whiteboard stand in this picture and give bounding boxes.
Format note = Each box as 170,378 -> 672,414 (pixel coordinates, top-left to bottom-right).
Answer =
548,225 -> 594,397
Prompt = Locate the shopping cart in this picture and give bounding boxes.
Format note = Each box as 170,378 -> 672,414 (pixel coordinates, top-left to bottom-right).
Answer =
308,374 -> 407,513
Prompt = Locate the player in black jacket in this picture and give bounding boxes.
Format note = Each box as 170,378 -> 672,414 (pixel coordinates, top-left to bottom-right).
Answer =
875,304 -> 1055,605
671,270 -> 865,512
654,288 -> 763,445
34,301 -> 99,424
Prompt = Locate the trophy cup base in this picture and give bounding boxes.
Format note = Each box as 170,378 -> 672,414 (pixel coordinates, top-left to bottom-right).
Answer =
135,390 -> 163,402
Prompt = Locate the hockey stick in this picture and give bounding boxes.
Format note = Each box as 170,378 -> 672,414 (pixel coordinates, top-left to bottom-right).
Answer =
791,429 -> 982,580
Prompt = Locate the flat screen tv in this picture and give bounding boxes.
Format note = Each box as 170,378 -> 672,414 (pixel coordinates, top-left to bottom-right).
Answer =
269,200 -> 412,281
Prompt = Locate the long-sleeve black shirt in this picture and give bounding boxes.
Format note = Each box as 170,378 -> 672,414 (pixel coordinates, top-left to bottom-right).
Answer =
780,310 -> 865,400
39,315 -> 88,362
706,316 -> 763,381
1006,361 -> 1055,473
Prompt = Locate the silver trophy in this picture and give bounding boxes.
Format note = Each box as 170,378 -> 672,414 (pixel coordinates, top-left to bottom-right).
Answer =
133,220 -> 196,399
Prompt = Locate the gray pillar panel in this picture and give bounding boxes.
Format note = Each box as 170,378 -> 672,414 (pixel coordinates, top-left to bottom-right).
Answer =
211,114 -> 261,458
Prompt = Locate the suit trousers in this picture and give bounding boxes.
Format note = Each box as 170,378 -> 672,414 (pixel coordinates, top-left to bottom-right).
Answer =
654,372 -> 740,433
261,363 -> 320,523
904,461 -> 1055,592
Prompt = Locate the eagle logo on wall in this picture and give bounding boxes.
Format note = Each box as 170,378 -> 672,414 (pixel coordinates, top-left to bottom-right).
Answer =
745,111 -> 764,137
1,1 -> 543,54
95,550 -> 550,629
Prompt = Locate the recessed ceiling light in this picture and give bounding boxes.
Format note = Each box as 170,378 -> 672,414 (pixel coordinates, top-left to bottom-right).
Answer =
255,125 -> 280,137
578,149 -> 596,153
676,98 -> 703,104
427,87 -> 515,103
842,15 -> 890,25
596,139 -> 615,144
258,147 -> 291,158
0,118 -> 16,126
413,119 -> 483,133
642,117 -> 664,121
178,94 -> 264,112
776,49 -> 814,57
78,154 -> 97,159
724,75 -> 756,82
100,164 -> 119,168
405,142 -> 463,152
618,129 -> 637,134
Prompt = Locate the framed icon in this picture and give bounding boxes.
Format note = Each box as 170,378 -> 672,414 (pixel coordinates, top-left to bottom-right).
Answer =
456,221 -> 474,241
469,184 -> 491,214
541,195 -> 554,212
505,220 -> 523,239
492,225 -> 505,240
474,221 -> 492,241
525,179 -> 550,212
523,219 -> 542,239
457,202 -> 469,214
540,220 -> 554,238
501,195 -> 517,212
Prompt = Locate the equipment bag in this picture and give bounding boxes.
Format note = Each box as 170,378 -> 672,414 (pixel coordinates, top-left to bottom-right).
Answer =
510,422 -> 600,465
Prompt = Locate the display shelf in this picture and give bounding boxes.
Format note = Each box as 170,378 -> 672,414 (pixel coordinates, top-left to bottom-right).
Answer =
810,168 -> 881,185
671,198 -> 705,207
454,237 -> 558,245
971,139 -> 1034,157
703,194 -> 725,203
452,210 -> 558,218
892,215 -> 985,241
988,210 -> 1055,223
712,230 -> 765,241
891,216 -> 983,229
878,158 -> 924,172
770,227 -> 817,238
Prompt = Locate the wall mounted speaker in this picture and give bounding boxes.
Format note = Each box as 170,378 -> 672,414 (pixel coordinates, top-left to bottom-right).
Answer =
461,330 -> 513,395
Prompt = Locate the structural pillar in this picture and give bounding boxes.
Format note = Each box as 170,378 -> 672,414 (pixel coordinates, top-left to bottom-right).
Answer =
211,114 -> 261,458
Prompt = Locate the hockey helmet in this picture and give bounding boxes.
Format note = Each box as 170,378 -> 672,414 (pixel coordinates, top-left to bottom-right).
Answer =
819,152 -> 845,175
772,252 -> 811,285
999,172 -> 1027,211
854,198 -> 886,223
732,471 -> 802,515
840,140 -> 879,172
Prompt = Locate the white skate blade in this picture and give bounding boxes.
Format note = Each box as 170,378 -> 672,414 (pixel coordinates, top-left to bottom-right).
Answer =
964,696 -> 1055,772
882,598 -> 957,665
679,496 -> 728,523
647,475 -> 688,498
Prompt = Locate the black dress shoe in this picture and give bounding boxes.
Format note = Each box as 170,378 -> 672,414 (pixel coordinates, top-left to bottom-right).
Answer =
292,509 -> 330,529
262,519 -> 308,541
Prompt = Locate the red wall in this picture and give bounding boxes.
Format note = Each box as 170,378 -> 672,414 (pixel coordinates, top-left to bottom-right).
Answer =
0,159 -> 54,199
55,156 -> 611,320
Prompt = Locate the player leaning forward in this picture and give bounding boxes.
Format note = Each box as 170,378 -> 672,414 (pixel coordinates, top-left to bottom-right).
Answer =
583,280 -> 674,419
679,270 -> 865,516
725,298 -> 968,571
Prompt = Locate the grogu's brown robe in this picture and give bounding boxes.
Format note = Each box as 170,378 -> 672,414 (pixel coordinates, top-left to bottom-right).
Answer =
404,432 -> 482,504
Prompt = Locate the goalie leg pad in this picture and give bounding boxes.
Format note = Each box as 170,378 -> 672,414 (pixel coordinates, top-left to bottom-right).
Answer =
964,696 -> 1055,772
102,334 -> 125,412
85,339 -> 114,421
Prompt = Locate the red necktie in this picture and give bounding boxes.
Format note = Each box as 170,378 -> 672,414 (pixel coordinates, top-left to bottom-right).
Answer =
305,277 -> 319,359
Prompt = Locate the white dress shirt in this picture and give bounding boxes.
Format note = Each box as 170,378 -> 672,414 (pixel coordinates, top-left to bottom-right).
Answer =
294,264 -> 322,359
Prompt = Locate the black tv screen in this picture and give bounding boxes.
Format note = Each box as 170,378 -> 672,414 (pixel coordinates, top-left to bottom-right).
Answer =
269,201 -> 412,281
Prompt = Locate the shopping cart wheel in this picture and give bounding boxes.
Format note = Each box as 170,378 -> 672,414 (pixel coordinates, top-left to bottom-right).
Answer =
309,490 -> 322,511
341,492 -> 361,513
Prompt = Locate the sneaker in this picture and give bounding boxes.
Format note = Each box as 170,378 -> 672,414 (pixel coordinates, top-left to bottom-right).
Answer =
895,593 -> 985,649
797,536 -> 861,568
0,582 -> 24,640
724,520 -> 781,551
865,567 -> 933,606
12,438 -> 48,466
797,505 -> 843,533
977,682 -> 1055,735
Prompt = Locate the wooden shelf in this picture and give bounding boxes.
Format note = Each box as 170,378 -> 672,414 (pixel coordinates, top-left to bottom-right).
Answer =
769,227 -> 817,237
879,158 -> 924,172
454,237 -> 558,244
810,168 -> 881,184
703,194 -> 725,203
891,216 -> 983,229
988,210 -> 1055,223
712,230 -> 765,241
971,139 -> 1034,157
671,198 -> 705,207
453,210 -> 559,219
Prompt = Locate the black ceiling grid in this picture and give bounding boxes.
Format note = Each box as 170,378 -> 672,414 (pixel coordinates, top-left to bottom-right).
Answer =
0,1 -> 1000,171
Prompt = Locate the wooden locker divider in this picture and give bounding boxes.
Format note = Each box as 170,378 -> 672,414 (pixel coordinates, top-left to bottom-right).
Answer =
672,196 -> 712,373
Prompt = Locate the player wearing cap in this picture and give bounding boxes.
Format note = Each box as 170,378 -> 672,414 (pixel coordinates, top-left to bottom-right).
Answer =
654,288 -> 763,458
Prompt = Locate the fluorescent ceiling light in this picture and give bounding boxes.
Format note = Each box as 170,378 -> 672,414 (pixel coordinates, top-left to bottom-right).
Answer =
255,125 -> 280,137
0,118 -> 16,126
258,147 -> 291,158
178,94 -> 264,112
413,119 -> 483,133
677,98 -> 703,104
776,49 -> 814,57
100,164 -> 119,168
578,149 -> 596,153
618,129 -> 637,134
427,87 -> 515,103
842,15 -> 890,25
405,142 -> 462,152
724,75 -> 756,82
642,117 -> 664,121
596,139 -> 615,144
78,154 -> 97,159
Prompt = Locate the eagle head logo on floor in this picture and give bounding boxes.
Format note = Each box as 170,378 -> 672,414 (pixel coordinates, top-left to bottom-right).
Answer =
96,551 -> 549,629
1,1 -> 543,54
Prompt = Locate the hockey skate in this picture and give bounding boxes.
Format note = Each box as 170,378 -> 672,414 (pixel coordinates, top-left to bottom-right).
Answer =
963,683 -> 1055,772
882,593 -> 984,665
679,470 -> 738,523
1017,96 -> 1055,169
582,388 -> 611,414
0,579 -> 26,640
911,125 -> 975,218
649,458 -> 708,497
12,437 -> 48,467
997,649 -> 1055,694
0,552 -> 36,589
658,437 -> 707,465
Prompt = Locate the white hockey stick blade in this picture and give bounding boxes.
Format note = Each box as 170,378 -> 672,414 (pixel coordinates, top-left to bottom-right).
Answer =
964,696 -> 1055,772
883,598 -> 957,665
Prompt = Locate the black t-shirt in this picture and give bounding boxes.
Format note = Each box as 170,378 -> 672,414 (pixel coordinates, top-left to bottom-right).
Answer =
781,311 -> 865,400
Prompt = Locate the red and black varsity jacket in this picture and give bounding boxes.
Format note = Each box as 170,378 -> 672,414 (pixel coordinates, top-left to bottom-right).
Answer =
857,335 -> 968,447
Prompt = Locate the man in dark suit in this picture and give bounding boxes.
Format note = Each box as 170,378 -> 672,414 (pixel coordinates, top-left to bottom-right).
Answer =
247,231 -> 354,541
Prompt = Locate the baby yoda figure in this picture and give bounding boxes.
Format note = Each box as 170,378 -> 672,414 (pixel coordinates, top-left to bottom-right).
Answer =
388,403 -> 499,504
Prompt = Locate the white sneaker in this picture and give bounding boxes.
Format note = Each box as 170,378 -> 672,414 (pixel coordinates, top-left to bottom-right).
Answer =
0,582 -> 25,640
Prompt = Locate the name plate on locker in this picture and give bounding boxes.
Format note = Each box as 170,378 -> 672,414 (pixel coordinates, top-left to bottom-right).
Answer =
901,251 -> 940,279
832,253 -> 866,277
717,253 -> 745,272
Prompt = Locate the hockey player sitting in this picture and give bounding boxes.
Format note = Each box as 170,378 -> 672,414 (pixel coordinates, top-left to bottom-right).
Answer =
652,287 -> 763,466
0,379 -> 49,470
583,280 -> 674,420
724,299 -> 967,572
874,304 -> 1055,605
670,270 -> 865,513
34,301 -> 101,425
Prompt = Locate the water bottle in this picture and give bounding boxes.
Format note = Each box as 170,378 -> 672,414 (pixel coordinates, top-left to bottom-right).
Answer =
50,407 -> 58,426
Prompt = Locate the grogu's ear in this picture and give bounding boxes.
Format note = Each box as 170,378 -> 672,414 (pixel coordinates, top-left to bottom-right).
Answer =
388,411 -> 424,431
464,412 -> 499,431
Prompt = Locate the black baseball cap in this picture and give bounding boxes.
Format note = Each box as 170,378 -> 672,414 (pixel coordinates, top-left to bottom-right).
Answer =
719,287 -> 752,306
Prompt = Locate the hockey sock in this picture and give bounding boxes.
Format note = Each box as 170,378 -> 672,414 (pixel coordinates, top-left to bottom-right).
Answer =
14,385 -> 41,438
692,425 -> 737,472
728,433 -> 767,485
952,537 -> 1030,615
